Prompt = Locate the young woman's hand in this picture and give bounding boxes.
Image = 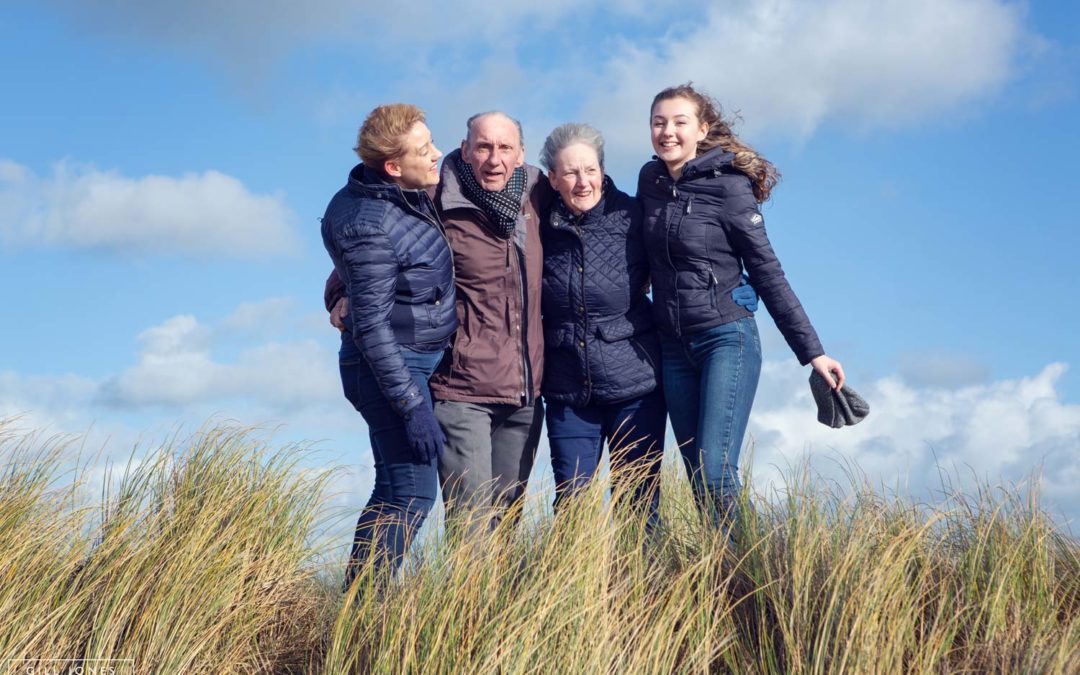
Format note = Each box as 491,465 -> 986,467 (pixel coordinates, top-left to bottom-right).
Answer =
810,355 -> 845,390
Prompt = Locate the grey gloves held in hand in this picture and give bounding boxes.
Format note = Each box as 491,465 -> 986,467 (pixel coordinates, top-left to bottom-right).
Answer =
403,404 -> 445,463
810,370 -> 870,429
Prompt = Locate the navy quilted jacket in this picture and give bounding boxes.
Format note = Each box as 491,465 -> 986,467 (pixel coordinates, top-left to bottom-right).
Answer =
541,178 -> 661,407
637,148 -> 823,365
321,164 -> 458,416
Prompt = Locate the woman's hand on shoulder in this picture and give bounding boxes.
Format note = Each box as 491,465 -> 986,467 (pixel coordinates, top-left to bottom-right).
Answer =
810,355 -> 845,390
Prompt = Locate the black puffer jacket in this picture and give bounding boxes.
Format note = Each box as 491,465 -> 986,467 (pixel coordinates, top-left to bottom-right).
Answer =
541,178 -> 660,407
321,164 -> 458,416
637,148 -> 823,365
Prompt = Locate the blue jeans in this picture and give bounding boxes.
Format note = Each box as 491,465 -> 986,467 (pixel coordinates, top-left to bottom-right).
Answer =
546,389 -> 666,528
340,347 -> 444,586
661,317 -> 762,525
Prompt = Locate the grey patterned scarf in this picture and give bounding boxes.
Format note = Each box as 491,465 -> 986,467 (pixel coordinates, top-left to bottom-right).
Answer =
454,154 -> 527,239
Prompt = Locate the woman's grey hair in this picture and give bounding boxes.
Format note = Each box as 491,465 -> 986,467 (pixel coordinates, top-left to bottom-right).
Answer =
539,122 -> 605,172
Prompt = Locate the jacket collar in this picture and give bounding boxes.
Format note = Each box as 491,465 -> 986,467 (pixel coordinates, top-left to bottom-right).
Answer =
680,145 -> 736,180
645,146 -> 736,183
346,163 -> 434,211
550,175 -> 623,229
437,148 -> 542,213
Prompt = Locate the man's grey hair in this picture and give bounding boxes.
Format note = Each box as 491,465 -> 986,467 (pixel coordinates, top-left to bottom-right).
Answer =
465,111 -> 524,147
538,122 -> 605,172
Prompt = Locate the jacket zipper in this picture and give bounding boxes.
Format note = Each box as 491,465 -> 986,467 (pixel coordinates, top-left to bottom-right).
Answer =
508,237 -> 532,404
399,187 -> 457,288
659,176 -> 683,336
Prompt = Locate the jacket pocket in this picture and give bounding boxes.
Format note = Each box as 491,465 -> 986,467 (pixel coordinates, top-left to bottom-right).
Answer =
595,304 -> 652,342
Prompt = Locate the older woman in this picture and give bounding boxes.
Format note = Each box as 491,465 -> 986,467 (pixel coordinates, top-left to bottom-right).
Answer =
638,84 -> 846,531
538,123 -> 666,524
538,123 -> 758,525
321,103 -> 457,587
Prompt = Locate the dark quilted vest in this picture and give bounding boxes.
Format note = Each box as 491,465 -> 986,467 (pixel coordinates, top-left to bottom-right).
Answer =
540,178 -> 661,406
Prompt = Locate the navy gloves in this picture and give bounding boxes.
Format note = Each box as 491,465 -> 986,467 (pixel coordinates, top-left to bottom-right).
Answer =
403,404 -> 445,463
731,273 -> 759,312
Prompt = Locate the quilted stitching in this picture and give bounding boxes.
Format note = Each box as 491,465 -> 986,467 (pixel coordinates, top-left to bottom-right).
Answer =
322,164 -> 457,415
540,178 -> 661,406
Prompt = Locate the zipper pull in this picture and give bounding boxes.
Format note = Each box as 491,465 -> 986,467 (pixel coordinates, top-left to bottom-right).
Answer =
686,196 -> 693,214
670,184 -> 678,199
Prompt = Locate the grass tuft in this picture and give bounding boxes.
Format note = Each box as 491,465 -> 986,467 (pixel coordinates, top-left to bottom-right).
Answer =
1,417 -> 1077,673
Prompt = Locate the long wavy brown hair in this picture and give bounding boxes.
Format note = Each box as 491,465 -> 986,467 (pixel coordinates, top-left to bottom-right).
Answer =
651,84 -> 780,202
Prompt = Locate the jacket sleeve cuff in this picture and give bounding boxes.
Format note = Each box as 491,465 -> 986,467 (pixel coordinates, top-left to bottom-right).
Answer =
391,387 -> 424,417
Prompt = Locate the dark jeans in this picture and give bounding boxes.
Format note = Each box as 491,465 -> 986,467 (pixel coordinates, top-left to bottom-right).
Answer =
545,389 -> 666,528
434,399 -> 543,535
340,347 -> 444,586
662,317 -> 762,526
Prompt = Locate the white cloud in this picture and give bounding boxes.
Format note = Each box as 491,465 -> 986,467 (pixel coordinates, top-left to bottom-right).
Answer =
4,294 -> 1078,524
0,371 -> 99,432
581,0 -> 1031,167
305,0 -> 1040,179
39,0 -> 595,74
0,159 -> 298,257
747,359 -> 1080,524
98,312 -> 339,410
219,297 -> 297,335
39,0 -> 1041,159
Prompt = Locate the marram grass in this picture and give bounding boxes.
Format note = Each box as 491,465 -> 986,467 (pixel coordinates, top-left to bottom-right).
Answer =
1,418 -> 1077,674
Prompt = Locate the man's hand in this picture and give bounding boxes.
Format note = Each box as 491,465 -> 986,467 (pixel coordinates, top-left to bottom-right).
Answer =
330,297 -> 349,332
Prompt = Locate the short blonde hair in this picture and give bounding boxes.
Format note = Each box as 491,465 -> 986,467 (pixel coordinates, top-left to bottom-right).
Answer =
354,103 -> 426,169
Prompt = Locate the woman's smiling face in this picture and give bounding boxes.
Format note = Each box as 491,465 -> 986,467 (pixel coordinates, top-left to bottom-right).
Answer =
548,142 -> 604,215
650,96 -> 708,177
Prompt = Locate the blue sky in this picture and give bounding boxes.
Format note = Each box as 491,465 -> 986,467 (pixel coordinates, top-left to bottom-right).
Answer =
2,1 -> 1078,525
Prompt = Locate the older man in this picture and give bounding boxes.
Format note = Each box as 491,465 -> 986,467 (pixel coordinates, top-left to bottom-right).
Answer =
327,111 -> 550,532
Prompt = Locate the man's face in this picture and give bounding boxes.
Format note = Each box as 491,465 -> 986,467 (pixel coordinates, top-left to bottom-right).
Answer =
461,114 -> 524,191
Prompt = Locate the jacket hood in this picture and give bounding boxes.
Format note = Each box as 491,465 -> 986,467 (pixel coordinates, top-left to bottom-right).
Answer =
641,146 -> 738,183
681,146 -> 737,179
347,163 -> 435,211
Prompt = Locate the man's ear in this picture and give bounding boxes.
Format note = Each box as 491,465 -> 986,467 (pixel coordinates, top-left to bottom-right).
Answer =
548,169 -> 558,189
384,158 -> 402,178
460,139 -> 468,155
515,145 -> 525,168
